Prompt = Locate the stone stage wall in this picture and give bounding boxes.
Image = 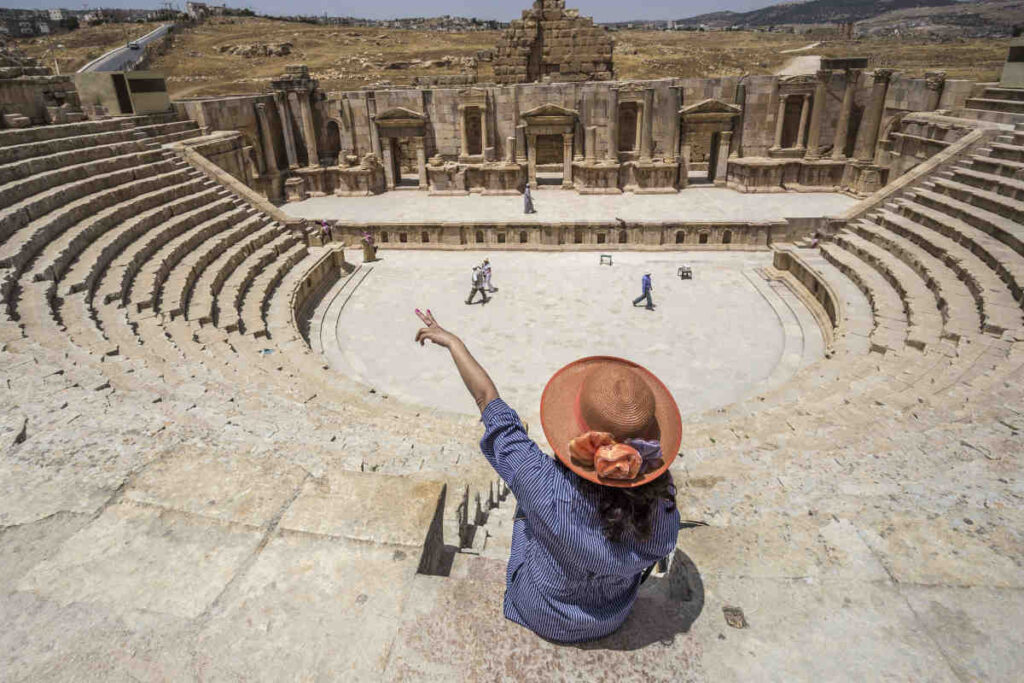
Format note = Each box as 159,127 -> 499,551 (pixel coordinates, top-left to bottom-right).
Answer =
175,68 -> 987,204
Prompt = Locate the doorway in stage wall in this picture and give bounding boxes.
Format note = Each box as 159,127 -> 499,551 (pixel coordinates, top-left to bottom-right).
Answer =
535,133 -> 563,186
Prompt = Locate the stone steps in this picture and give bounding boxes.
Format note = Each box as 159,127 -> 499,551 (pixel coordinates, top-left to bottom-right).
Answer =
964,97 -> 1024,114
233,239 -> 308,337
834,230 -> 947,349
63,183 -> 217,298
930,176 -> 1024,224
0,152 -> 172,248
0,164 -> 190,316
950,165 -> 1024,203
132,120 -> 200,139
985,141 -> 1024,163
217,233 -> 303,332
876,206 -> 1024,336
34,180 -> 210,287
189,220 -> 282,326
913,186 -> 1024,261
968,153 -> 1024,177
820,239 -> 913,353
129,205 -> 253,314
0,145 -> 162,212
101,198 -> 245,309
0,132 -> 149,185
983,86 -> 1024,102
0,117 -> 126,149
896,195 -> 1024,307
852,217 -> 983,339
146,128 -> 204,147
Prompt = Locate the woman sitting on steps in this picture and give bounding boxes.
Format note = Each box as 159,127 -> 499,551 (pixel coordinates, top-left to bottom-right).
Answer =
414,308 -> 680,643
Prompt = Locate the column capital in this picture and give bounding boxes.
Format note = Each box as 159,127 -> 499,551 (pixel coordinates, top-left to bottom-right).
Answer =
255,102 -> 267,114
924,70 -> 947,91
872,68 -> 895,84
815,69 -> 832,83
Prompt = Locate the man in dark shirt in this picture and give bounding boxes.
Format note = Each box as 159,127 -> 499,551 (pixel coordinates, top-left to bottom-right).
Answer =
632,272 -> 654,310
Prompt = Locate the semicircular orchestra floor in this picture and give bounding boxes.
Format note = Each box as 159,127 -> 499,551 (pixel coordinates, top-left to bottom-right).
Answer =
310,250 -> 824,423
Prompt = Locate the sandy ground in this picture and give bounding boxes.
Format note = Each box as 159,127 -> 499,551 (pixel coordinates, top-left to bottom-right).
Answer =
315,251 -> 822,421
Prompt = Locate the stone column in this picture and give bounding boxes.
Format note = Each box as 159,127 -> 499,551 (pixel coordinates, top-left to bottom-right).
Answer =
415,137 -> 427,190
585,126 -> 597,162
805,70 -> 830,159
640,89 -> 655,160
562,132 -> 573,188
515,124 -> 527,164
679,123 -> 690,189
607,88 -> 619,162
795,94 -> 811,149
527,133 -> 537,187
831,69 -> 860,160
480,106 -> 489,158
274,92 -> 298,169
772,93 -> 788,149
297,90 -> 320,167
381,137 -> 395,189
669,87 -> 682,162
505,135 -> 515,163
853,69 -> 893,162
714,131 -> 733,185
459,106 -> 470,156
924,71 -> 946,111
255,102 -> 279,173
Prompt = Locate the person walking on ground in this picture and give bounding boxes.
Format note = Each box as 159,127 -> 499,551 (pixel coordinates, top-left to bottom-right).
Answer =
482,258 -> 498,293
466,265 -> 490,305
414,308 -> 680,643
632,272 -> 654,310
524,184 -> 537,214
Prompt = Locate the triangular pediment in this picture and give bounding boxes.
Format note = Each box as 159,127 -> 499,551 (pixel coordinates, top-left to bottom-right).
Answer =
374,107 -> 426,121
521,104 -> 578,119
679,99 -> 741,116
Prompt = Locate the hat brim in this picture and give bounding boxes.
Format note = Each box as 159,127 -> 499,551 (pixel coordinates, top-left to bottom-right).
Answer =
540,356 -> 681,488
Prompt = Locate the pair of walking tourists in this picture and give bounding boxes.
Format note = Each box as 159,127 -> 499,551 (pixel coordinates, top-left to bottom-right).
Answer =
414,309 -> 680,643
466,258 -> 497,304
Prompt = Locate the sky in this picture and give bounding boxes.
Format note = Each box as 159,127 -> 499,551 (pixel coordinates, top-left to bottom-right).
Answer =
0,0 -> 792,23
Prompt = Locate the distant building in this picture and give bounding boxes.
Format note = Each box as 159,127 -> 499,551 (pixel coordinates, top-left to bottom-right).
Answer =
186,2 -> 227,21
48,9 -> 64,22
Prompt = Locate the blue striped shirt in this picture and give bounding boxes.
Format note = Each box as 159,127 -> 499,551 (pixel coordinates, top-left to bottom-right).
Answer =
480,398 -> 680,643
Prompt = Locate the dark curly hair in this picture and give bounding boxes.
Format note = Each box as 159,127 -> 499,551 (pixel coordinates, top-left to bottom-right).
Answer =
574,470 -> 677,543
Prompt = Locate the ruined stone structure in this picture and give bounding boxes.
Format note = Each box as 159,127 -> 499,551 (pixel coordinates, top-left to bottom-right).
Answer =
0,43 -> 84,127
1,18 -> 1024,682
494,0 -> 614,84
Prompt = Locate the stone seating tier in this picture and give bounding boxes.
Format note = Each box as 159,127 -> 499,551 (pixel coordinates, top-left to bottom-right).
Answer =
128,203 -> 254,314
188,220 -> 283,326
63,182 -> 216,298
100,193 -> 245,309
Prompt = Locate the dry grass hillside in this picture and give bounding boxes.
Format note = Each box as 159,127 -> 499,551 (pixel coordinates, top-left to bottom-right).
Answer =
11,17 -> 1008,95
616,31 -> 1006,81
12,21 -> 162,74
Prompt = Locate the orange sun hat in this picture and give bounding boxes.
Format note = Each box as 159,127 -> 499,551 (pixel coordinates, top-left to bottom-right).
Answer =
540,357 -> 682,488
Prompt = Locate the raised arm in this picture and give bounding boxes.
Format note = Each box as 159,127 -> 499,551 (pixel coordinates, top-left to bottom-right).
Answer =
415,309 -> 499,413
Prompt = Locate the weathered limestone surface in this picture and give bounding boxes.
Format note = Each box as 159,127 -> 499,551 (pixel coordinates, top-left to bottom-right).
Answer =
2,41 -> 1024,682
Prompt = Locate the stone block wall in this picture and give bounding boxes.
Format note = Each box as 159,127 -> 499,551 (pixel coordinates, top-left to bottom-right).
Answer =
494,0 -> 613,85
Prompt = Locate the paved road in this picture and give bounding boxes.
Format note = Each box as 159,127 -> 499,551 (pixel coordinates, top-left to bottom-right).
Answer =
77,24 -> 173,73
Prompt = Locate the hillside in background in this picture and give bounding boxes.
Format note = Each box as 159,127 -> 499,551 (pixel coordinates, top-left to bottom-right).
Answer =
858,0 -> 1024,37
675,0 -> 1011,34
10,15 -> 1008,97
